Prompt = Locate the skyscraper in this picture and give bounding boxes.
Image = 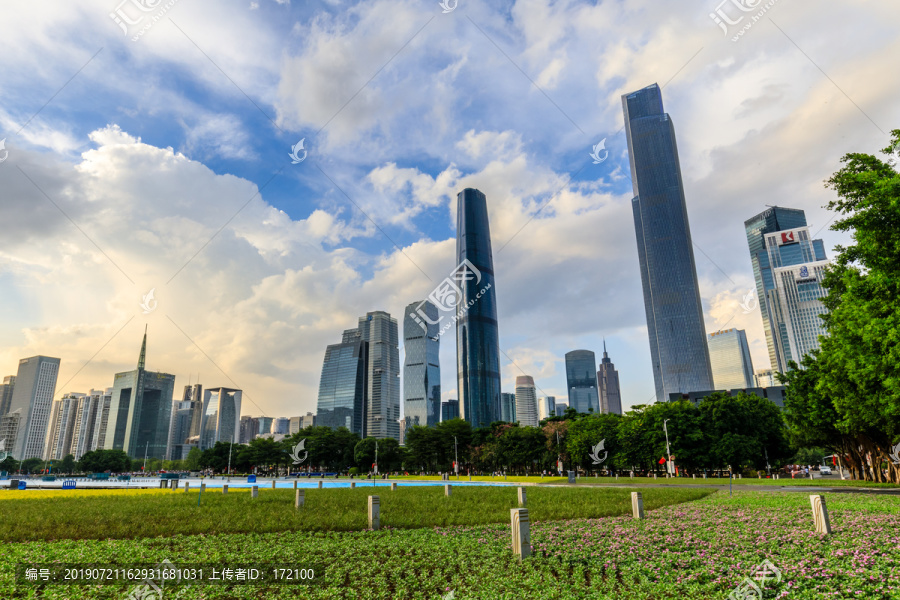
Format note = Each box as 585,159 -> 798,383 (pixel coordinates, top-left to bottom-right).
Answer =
167,382 -> 203,459
0,375 -> 15,418
622,83 -> 714,400
273,417 -> 291,435
403,300 -> 441,428
515,376 -> 538,427
239,416 -> 259,444
500,392 -> 516,423
565,350 -> 600,413
744,207 -> 814,371
441,399 -> 460,422
707,329 -> 755,389
456,188 -> 501,429
89,388 -> 113,452
538,396 -> 557,421
103,327 -> 175,459
45,393 -> 83,460
257,416 -> 274,436
199,387 -> 242,450
360,311 -> 401,440
597,341 -> 623,415
554,402 -> 568,417
5,355 -> 60,460
316,328 -> 368,436
71,390 -> 105,460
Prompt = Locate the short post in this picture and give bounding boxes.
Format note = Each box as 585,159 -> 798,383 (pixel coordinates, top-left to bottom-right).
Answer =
295,489 -> 305,509
631,492 -> 645,520
468,475 -> 472,481
810,494 -> 832,534
184,481 -> 190,492
391,482 -> 397,491
200,483 -> 206,493
171,480 -> 179,490
692,474 -> 695,480
368,496 -> 380,530
272,481 -> 276,489
317,481 -> 323,489
222,484 -> 229,494
351,482 -> 356,489
293,481 -> 298,490
630,472 -> 633,479
517,486 -> 526,507
510,508 -> 531,559
159,480 -> 167,489
251,485 -> 258,498
444,484 -> 451,497
653,473 -> 657,480
703,474 -> 707,479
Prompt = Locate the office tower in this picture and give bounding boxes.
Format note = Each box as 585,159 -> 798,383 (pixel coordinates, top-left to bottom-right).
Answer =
456,188 -> 501,428
239,416 -> 259,444
565,350 -> 600,413
5,355 -> 60,460
273,417 -> 290,435
316,328 -> 368,436
257,416 -> 274,436
500,392 -> 516,423
289,416 -> 301,435
441,400 -> 460,422
398,419 -> 407,445
744,207 -> 818,371
515,376 -> 538,427
707,329 -> 755,389
167,400 -> 196,459
403,300 -> 441,428
622,84 -> 714,400
0,375 -> 15,417
180,382 -> 203,438
538,396 -> 557,421
300,412 -> 316,428
597,341 -> 623,415
90,388 -> 113,451
554,402 -> 568,417
199,388 -> 242,450
71,389 -> 104,460
45,393 -> 84,460
104,327 -> 175,459
755,369 -> 776,388
360,311 -> 401,440
764,226 -> 831,371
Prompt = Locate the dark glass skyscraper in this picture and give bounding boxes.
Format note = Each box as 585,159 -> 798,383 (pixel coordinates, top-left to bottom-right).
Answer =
316,329 -> 368,437
565,350 -> 600,414
622,83 -> 713,401
456,188 -> 501,428
403,300 -> 441,428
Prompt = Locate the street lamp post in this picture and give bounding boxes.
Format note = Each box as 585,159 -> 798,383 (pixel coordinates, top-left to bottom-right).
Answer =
454,436 -> 459,479
556,430 -> 562,475
764,447 -> 770,476
663,419 -> 672,477
143,441 -> 149,475
227,441 -> 233,477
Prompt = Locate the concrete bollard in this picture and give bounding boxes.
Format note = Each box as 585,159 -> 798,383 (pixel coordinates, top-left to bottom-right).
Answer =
631,492 -> 645,520
445,484 -> 452,497
692,474 -> 695,480
295,489 -> 305,509
272,481 -> 276,489
510,508 -> 531,559
159,480 -> 168,489
200,483 -> 206,493
469,475 -> 472,481
630,472 -> 634,479
615,474 -> 618,481
222,484 -> 229,494
351,482 -> 356,489
810,495 -> 832,534
251,485 -> 258,498
368,496 -> 380,530
703,474 -> 707,479
318,481 -> 323,489
653,473 -> 657,480
517,486 -> 526,507
184,481 -> 190,492
293,481 -> 298,490
391,482 -> 397,491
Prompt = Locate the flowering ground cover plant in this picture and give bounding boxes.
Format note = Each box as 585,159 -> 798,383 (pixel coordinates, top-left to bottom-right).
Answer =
0,490 -> 896,598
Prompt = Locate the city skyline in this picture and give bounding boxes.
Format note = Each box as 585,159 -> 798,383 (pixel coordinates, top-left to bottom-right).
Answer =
1,1 -> 892,422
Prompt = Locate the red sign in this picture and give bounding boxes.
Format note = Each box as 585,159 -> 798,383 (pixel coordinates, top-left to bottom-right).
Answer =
781,231 -> 795,243
658,457 -> 666,465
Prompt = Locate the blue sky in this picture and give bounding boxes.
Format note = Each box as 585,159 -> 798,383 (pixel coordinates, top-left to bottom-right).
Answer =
1,0 -> 898,419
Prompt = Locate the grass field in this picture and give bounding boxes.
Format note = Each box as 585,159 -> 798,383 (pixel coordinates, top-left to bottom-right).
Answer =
2,489 -> 896,599
394,473 -> 900,487
0,485 -> 713,542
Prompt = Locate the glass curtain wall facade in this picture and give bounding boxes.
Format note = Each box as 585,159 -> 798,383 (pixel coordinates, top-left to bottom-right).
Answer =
360,311 -> 401,441
456,188 -> 501,429
565,350 -> 600,413
500,392 -> 516,422
316,331 -> 368,437
515,376 -> 538,427
707,329 -> 755,389
441,400 -> 460,422
199,388 -> 242,450
403,301 -> 441,428
622,84 -> 713,400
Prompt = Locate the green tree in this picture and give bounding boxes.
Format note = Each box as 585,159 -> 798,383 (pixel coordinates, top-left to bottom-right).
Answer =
566,413 -> 621,473
20,458 -> 43,474
0,456 -> 20,473
354,437 -> 401,472
404,426 -> 442,472
494,425 -> 545,474
58,454 -> 77,474
184,447 -> 202,471
78,449 -> 131,473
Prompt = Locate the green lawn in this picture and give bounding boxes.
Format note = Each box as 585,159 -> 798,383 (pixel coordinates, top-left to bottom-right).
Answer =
0,485 -> 713,542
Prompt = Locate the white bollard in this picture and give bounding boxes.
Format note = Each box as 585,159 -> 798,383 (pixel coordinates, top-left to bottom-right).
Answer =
200,483 -> 206,493
318,481 -> 323,489
653,473 -> 657,480
351,482 -> 356,489
368,496 -> 380,530
630,472 -> 634,479
615,474 -> 618,481
631,492 -> 645,520
810,495 -> 832,534
295,489 -> 305,509
517,486 -> 526,507
703,474 -> 707,479
510,508 -> 531,559
391,482 -> 397,491
445,484 -> 452,497
293,481 -> 298,490
222,484 -> 228,494
692,474 -> 695,480
251,485 -> 258,498
272,481 -> 276,489
184,481 -> 190,492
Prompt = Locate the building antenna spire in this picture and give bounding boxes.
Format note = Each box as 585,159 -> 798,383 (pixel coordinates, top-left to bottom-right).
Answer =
137,324 -> 148,370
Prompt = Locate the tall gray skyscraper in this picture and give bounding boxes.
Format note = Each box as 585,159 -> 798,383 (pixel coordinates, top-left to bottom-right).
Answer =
515,376 -> 538,427
0,375 -> 15,418
500,392 -> 516,422
403,300 -> 441,428
71,390 -> 105,460
623,83 -> 713,400
199,387 -> 242,450
45,393 -> 83,461
441,399 -> 460,422
316,327 -> 368,437
565,350 -> 600,413
708,329 -> 755,389
597,341 -> 622,415
456,188 -> 501,429
4,355 -> 60,460
104,327 -> 175,459
538,396 -> 557,421
744,206 -> 814,371
360,311 -> 401,440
